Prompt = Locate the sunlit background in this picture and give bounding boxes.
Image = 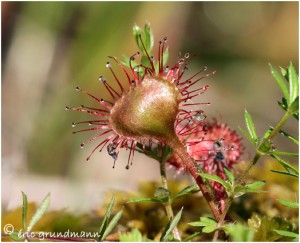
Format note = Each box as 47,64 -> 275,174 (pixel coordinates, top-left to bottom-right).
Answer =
2,1 -> 298,212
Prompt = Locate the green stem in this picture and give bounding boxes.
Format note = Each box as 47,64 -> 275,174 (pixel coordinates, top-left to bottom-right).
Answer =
267,111 -> 291,140
239,110 -> 291,181
160,146 -> 181,241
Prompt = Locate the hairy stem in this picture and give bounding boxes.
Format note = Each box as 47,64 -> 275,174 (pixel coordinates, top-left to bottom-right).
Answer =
160,146 -> 181,241
167,137 -> 221,221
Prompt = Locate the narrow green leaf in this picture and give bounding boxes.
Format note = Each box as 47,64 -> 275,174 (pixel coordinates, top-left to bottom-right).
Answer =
163,47 -> 169,66
200,217 -> 217,224
199,173 -> 231,191
132,24 -> 144,53
289,96 -> 299,115
288,62 -> 299,104
144,22 -> 154,54
278,199 -> 299,208
189,217 -> 217,227
121,55 -> 139,68
22,191 -> 28,230
224,167 -> 234,184
274,229 -> 299,238
160,207 -> 183,241
244,189 -> 267,193
27,193 -> 50,232
224,224 -> 254,242
280,67 -> 288,78
269,64 -> 290,102
277,129 -> 299,145
127,197 -> 163,203
202,226 -> 217,233
246,180 -> 266,189
239,127 -> 254,144
8,231 -> 24,242
244,110 -> 258,143
172,185 -> 199,200
119,228 -> 144,242
278,98 -> 288,111
101,209 -> 123,241
270,170 -> 298,178
271,154 -> 299,175
98,196 -> 115,239
272,150 -> 299,157
183,231 -> 201,242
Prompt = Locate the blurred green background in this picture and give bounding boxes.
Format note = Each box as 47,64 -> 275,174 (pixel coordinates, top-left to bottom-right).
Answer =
2,1 -> 298,211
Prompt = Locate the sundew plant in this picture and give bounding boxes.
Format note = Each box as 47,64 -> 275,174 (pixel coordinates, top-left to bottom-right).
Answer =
4,23 -> 298,242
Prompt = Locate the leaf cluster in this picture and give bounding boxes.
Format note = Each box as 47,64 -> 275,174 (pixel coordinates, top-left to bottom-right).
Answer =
199,167 -> 266,199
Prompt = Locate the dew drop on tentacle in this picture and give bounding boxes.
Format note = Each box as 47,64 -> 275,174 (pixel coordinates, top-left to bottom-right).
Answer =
194,112 -> 206,122
105,62 -> 111,68
65,106 -> 71,110
125,165 -> 130,170
99,76 -> 106,83
75,86 -> 81,91
72,122 -> 76,127
80,143 -> 85,148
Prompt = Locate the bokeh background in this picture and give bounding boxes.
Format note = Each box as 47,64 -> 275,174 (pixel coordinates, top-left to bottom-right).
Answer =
2,1 -> 298,212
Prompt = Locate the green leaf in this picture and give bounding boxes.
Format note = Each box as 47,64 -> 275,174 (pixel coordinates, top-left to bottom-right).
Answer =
270,170 -> 299,178
127,197 -> 163,203
132,24 -> 144,53
8,231 -> 25,242
98,196 -> 115,240
172,185 -> 199,201
280,67 -> 288,78
278,98 -> 288,111
278,199 -> 299,208
202,226 -> 217,233
101,209 -> 123,241
244,189 -> 267,193
273,230 -> 299,238
271,154 -> 299,175
224,224 -> 254,242
239,127 -> 253,144
144,22 -> 154,54
199,173 -> 231,191
224,167 -> 234,184
119,228 -> 145,242
27,193 -> 50,232
183,231 -> 201,242
277,129 -> 299,145
121,55 -> 139,69
272,150 -> 299,157
289,96 -> 299,115
244,110 -> 258,144
246,180 -> 266,189
22,191 -> 28,230
269,64 -> 289,102
288,62 -> 299,104
189,217 -> 217,227
160,207 -> 183,241
163,47 -> 169,66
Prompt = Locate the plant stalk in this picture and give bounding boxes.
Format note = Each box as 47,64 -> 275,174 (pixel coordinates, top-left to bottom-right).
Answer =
239,110 -> 291,181
160,146 -> 181,241
167,137 -> 221,221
